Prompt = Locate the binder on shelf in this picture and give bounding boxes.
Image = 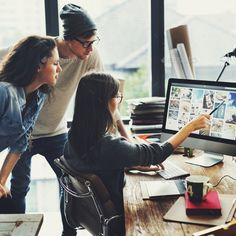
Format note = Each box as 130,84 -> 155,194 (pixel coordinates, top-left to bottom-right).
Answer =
169,48 -> 186,79
177,43 -> 194,79
185,191 -> 222,216
166,24 -> 194,73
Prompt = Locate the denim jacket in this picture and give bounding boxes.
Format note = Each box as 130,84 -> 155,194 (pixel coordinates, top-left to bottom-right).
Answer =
0,82 -> 45,153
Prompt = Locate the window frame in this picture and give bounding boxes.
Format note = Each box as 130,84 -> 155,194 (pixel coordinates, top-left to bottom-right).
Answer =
44,0 -> 165,96
44,0 -> 59,36
151,0 -> 165,96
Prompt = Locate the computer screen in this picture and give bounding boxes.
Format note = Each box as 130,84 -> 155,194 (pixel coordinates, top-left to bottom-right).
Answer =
161,78 -> 236,165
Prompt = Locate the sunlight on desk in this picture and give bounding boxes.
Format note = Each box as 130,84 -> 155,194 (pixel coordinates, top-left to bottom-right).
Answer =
123,153 -> 236,236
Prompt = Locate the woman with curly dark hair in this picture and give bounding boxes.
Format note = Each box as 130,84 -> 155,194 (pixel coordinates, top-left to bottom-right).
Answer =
0,35 -> 61,197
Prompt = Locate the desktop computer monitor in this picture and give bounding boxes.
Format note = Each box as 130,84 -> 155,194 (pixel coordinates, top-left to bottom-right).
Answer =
161,78 -> 236,167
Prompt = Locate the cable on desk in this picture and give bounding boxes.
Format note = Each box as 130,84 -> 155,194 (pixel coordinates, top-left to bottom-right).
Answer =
213,174 -> 236,187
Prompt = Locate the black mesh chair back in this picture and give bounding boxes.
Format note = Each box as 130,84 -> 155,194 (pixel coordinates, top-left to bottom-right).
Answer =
54,156 -> 123,236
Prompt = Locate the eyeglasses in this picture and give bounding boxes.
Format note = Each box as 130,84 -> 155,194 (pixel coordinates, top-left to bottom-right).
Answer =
114,94 -> 123,104
75,36 -> 100,48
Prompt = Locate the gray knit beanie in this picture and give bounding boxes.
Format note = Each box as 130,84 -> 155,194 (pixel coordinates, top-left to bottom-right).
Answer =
60,4 -> 97,39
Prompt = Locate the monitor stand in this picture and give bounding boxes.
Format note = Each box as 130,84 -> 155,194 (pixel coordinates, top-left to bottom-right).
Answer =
185,152 -> 224,167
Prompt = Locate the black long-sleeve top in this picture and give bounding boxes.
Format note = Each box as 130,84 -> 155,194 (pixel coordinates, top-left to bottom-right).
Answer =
64,135 -> 173,214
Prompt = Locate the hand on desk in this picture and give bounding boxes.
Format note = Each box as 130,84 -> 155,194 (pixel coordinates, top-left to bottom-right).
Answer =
0,183 -> 11,198
126,163 -> 164,172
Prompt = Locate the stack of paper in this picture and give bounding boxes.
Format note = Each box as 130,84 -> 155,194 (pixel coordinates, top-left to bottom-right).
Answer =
127,97 -> 166,134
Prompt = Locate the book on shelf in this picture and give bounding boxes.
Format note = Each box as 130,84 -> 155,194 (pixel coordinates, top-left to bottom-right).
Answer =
169,44 -> 194,80
132,129 -> 162,134
132,119 -> 163,125
129,105 -> 165,114
130,108 -> 165,115
169,48 -> 186,79
130,124 -> 162,131
185,191 -> 222,216
166,24 -> 194,74
130,113 -> 164,119
176,43 -> 194,79
126,96 -> 166,105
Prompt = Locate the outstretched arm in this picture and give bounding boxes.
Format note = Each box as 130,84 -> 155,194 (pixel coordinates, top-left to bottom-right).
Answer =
168,114 -> 210,149
0,152 -> 21,198
116,119 -> 134,142
126,114 -> 210,172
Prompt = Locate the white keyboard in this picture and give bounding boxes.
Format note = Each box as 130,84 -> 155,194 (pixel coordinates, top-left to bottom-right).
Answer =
158,160 -> 190,180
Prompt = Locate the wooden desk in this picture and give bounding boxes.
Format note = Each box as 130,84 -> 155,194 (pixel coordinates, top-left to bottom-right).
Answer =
0,213 -> 43,236
123,154 -> 236,236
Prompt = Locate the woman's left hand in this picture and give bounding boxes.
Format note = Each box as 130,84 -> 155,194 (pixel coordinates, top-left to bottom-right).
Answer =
126,164 -> 164,172
0,183 -> 11,198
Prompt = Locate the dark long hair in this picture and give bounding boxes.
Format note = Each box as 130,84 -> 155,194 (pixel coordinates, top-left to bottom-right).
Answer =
69,72 -> 120,156
0,35 -> 56,93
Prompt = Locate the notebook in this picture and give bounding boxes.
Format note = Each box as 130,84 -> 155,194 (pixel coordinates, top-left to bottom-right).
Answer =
140,179 -> 186,199
185,191 -> 222,216
163,194 -> 236,226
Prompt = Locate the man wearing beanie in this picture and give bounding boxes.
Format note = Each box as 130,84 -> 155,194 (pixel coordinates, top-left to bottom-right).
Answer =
0,3 -> 129,236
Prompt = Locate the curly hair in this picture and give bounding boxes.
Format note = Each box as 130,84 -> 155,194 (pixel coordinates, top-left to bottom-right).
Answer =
0,35 -> 57,93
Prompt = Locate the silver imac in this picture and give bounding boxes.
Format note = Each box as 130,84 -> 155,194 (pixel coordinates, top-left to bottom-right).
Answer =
161,78 -> 236,167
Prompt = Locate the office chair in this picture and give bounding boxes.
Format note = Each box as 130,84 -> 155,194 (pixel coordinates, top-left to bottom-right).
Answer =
54,156 -> 123,236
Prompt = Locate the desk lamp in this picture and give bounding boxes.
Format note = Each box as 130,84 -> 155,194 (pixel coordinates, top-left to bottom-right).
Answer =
216,48 -> 236,82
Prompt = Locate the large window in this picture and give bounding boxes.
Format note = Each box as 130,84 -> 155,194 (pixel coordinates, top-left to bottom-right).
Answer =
0,0 -> 151,214
0,0 -> 60,213
0,0 -> 45,48
165,0 -> 236,85
5,0 -> 236,215
59,0 -> 151,116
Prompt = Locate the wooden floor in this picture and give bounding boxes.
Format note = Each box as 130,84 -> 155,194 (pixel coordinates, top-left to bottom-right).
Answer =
38,212 -> 92,236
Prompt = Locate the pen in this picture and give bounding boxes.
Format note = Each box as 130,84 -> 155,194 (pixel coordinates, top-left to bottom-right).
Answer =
209,100 -> 225,115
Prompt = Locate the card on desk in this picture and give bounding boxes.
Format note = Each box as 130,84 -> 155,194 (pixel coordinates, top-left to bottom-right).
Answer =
140,179 -> 186,199
163,194 -> 236,226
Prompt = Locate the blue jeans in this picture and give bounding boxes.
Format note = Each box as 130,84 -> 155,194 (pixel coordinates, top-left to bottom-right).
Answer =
0,133 -> 77,236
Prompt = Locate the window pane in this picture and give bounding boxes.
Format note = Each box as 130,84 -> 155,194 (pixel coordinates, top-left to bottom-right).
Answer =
0,0 -> 56,213
165,0 -> 236,84
59,0 -> 151,116
0,0 -> 45,48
